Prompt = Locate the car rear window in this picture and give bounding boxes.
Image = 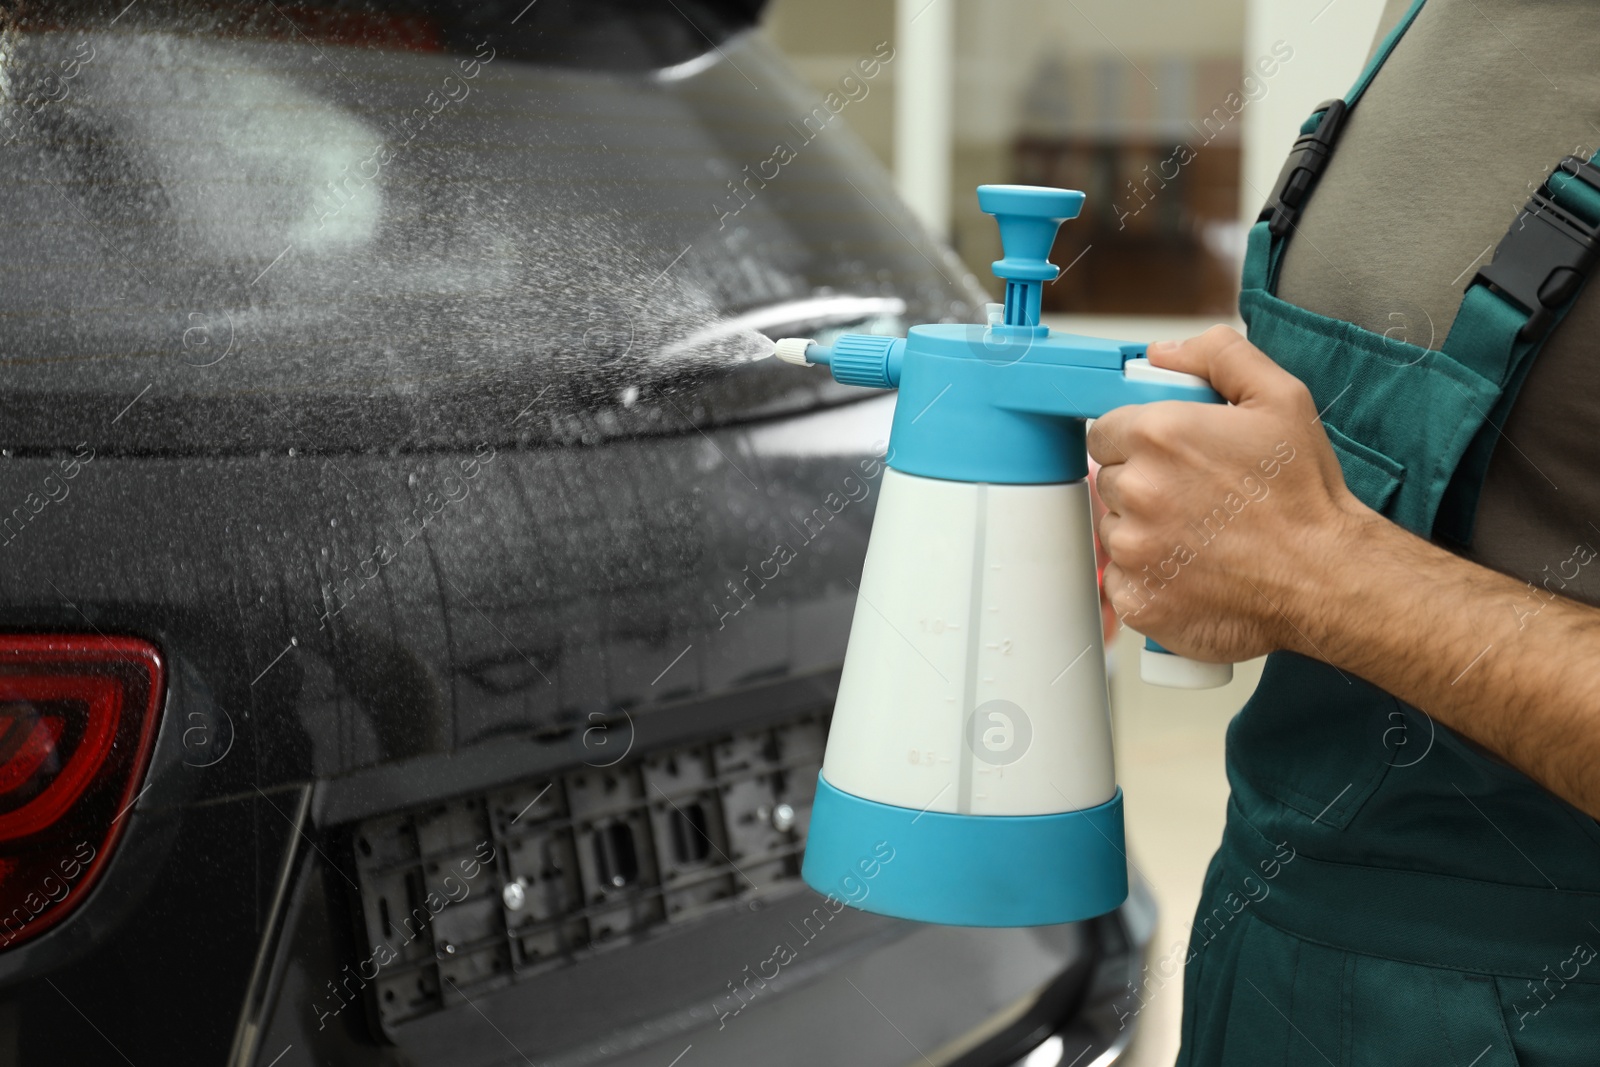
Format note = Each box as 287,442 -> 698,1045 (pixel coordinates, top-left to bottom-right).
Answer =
0,0 -> 982,454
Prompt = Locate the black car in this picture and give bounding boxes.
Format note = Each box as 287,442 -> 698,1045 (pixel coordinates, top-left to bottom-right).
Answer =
0,1 -> 1153,1063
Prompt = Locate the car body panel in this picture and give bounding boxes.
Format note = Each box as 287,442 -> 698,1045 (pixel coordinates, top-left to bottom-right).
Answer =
0,6 -> 1152,1063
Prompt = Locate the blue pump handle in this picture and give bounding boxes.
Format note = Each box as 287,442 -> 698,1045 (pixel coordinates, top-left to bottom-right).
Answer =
977,185 -> 1086,328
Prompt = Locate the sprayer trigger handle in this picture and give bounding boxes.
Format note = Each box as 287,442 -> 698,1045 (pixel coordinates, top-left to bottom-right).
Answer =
1122,357 -> 1211,392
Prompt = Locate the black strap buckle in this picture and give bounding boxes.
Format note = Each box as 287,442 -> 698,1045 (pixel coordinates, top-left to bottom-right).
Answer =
1471,155 -> 1600,341
1258,98 -> 1348,238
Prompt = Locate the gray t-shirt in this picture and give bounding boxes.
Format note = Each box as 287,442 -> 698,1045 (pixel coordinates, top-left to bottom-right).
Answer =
1276,0 -> 1600,607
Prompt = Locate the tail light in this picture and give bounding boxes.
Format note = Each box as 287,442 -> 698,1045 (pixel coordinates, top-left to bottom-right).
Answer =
0,636 -> 163,950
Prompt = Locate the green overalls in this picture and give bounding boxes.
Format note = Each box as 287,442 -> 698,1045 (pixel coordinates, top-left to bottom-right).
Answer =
1175,3 -> 1600,1064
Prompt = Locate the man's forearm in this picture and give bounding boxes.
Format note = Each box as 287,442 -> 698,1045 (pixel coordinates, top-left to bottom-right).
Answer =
1290,509 -> 1600,818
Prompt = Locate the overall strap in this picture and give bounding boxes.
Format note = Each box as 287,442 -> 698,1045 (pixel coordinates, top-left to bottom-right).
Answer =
1242,0 -> 1429,293
1241,0 -> 1600,544
1434,150 -> 1600,543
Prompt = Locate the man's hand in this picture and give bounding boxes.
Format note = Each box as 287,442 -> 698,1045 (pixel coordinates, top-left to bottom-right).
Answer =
1088,325 -> 1374,662
1089,326 -> 1600,820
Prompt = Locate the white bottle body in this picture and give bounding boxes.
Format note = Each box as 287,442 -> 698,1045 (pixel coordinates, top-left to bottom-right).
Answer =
821,468 -> 1115,817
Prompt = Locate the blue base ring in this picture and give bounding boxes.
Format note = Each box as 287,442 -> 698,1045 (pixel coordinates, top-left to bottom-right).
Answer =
801,775 -> 1128,927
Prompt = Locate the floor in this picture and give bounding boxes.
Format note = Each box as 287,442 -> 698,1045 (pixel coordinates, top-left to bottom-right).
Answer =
1109,637 -> 1264,1067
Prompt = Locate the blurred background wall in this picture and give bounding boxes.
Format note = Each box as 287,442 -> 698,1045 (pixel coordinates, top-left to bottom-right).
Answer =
761,4 -> 1388,1063
764,0 -> 1388,315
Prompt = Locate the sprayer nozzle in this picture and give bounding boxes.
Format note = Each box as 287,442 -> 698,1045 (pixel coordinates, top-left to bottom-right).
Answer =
772,337 -> 817,367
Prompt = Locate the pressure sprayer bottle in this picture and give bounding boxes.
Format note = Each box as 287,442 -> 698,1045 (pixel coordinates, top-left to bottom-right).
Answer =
770,185 -> 1232,927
